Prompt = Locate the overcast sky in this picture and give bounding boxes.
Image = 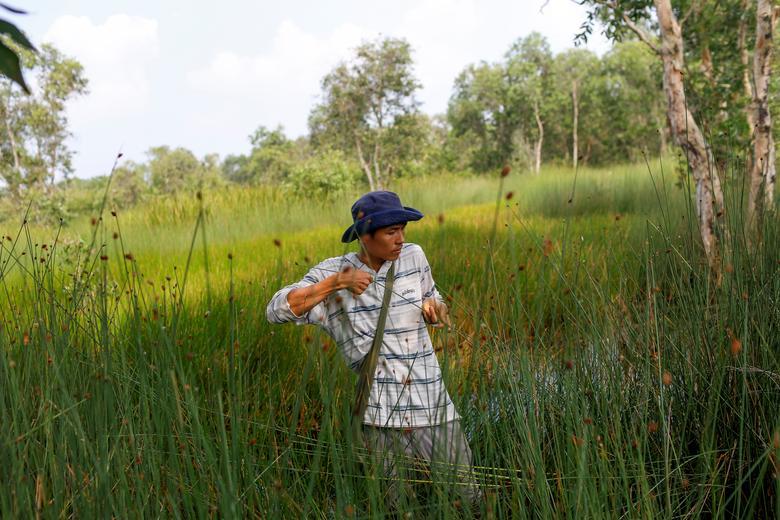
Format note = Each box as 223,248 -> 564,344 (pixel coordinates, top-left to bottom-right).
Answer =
13,0 -> 610,179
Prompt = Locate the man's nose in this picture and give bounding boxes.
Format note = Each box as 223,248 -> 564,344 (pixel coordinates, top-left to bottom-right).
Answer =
396,230 -> 405,244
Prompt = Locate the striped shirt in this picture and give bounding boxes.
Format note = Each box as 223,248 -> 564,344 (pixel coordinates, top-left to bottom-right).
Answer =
266,242 -> 460,428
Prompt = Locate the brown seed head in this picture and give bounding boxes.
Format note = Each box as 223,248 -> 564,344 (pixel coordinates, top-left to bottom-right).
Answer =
438,213 -> 445,224
662,371 -> 672,386
273,239 -> 281,247
500,165 -> 511,177
564,359 -> 574,370
344,504 -> 354,517
100,255 -> 108,261
681,478 -> 690,490
731,337 -> 742,357
543,238 -> 554,257
648,421 -> 659,434
505,191 -> 514,200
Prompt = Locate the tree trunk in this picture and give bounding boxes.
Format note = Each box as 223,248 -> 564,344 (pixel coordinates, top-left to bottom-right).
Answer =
372,139 -> 383,190
2,101 -> 22,201
739,0 -> 756,143
572,80 -> 579,170
533,99 -> 544,175
655,0 -> 725,270
748,0 -> 777,228
354,135 -> 376,191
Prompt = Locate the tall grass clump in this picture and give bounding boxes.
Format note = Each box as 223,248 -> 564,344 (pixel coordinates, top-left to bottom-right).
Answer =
0,158 -> 777,518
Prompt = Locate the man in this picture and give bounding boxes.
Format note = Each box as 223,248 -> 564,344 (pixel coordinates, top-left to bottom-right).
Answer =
266,191 -> 480,507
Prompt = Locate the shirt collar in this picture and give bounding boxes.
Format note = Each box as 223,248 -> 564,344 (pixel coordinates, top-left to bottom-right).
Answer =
350,252 -> 395,275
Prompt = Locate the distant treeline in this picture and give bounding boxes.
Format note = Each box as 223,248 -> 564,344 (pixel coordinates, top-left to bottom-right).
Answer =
1,26 -> 777,223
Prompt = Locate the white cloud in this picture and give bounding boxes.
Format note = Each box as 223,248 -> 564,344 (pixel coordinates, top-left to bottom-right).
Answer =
43,14 -> 159,122
187,20 -> 371,136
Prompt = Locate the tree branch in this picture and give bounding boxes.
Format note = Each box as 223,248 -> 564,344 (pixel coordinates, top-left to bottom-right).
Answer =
679,0 -> 699,28
592,0 -> 661,55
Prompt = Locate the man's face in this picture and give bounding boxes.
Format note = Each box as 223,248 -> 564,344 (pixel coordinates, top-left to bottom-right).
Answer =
360,223 -> 406,261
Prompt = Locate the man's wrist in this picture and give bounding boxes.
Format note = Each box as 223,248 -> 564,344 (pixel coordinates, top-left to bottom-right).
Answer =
330,273 -> 343,291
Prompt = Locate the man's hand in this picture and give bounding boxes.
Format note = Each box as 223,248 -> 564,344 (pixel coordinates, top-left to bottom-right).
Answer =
335,266 -> 373,295
422,298 -> 450,328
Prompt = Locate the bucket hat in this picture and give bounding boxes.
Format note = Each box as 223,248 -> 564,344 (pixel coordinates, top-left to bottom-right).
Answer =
341,191 -> 423,243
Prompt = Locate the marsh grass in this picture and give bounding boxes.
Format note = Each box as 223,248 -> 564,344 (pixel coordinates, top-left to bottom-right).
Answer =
0,159 -> 778,518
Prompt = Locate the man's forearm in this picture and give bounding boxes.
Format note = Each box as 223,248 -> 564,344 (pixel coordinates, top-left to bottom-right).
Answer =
287,274 -> 341,317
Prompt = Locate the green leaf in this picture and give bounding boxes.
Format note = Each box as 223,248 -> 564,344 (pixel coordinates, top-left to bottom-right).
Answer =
0,39 -> 29,93
0,3 -> 26,15
0,19 -> 35,51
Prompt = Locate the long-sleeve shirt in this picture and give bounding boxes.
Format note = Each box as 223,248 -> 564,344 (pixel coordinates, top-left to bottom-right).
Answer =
266,242 -> 460,428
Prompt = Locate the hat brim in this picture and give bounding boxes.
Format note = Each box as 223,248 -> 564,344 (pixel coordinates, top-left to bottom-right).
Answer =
341,207 -> 423,243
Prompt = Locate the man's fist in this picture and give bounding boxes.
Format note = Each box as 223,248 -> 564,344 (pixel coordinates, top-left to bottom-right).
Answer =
335,266 -> 373,295
422,298 -> 450,328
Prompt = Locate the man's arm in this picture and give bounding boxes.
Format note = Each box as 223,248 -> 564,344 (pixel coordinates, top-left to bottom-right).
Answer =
266,266 -> 373,324
418,246 -> 451,328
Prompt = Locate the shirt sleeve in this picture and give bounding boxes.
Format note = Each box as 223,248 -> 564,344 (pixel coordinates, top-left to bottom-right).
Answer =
418,247 -> 444,304
266,262 -> 332,325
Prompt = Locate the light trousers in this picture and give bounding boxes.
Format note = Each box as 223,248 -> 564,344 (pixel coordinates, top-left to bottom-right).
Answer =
362,420 -> 481,507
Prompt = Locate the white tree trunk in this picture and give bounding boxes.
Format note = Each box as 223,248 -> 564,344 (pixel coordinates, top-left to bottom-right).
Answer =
533,99 -> 544,175
355,135 -> 376,191
2,100 -> 22,200
572,80 -> 579,170
739,0 -> 756,141
655,0 -> 726,270
748,0 -> 777,227
372,139 -> 383,190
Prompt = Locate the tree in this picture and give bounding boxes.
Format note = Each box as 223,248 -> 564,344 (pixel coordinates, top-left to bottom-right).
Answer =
447,62 -> 513,172
147,146 -> 222,195
0,43 -> 87,202
310,37 -> 422,190
580,0 -> 726,270
109,160 -> 149,208
284,148 -> 360,198
221,125 -> 296,185
505,33 -> 553,175
747,0 -> 777,228
596,41 -> 666,163
553,49 -> 600,169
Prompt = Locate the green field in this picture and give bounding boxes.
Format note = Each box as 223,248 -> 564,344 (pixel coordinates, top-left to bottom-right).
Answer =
1,161 -> 778,518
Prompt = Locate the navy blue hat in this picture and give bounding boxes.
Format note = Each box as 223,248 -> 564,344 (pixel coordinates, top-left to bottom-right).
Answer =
341,191 -> 423,243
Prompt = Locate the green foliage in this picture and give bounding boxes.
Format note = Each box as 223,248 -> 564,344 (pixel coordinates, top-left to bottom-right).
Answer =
147,146 -> 223,195
110,160 -> 149,208
595,41 -> 666,163
0,5 -> 35,93
577,0 -> 763,169
0,44 -> 87,195
310,37 -> 423,188
283,148 -> 360,198
222,125 -> 296,185
447,35 -> 665,173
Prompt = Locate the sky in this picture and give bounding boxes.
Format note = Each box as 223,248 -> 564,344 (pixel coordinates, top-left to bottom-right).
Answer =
11,0 -> 610,179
